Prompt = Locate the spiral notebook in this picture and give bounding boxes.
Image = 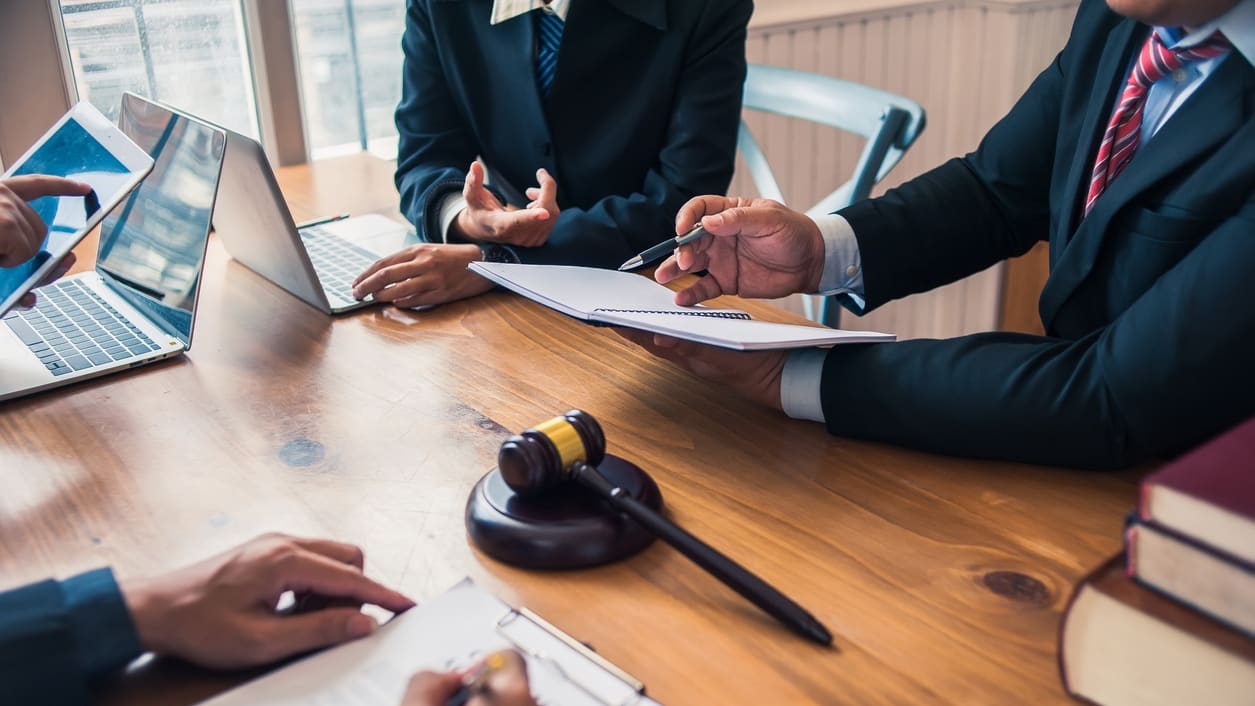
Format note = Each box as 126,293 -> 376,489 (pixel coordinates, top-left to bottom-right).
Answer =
469,262 -> 894,351
197,579 -> 659,706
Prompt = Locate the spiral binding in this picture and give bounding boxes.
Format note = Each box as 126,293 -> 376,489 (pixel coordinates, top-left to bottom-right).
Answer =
595,308 -> 751,320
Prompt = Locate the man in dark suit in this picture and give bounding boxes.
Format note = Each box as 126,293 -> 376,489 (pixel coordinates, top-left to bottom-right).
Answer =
625,0 -> 1255,470
351,0 -> 752,309
0,533 -> 538,705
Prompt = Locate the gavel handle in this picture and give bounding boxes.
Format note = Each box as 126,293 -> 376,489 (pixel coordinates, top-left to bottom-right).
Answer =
571,462 -> 832,645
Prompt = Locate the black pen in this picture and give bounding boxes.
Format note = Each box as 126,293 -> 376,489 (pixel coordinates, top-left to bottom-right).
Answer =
618,223 -> 709,271
295,213 -> 351,230
572,463 -> 834,646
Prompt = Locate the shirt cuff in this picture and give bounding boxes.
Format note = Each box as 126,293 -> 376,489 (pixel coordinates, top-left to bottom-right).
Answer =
61,568 -> 144,679
438,194 -> 468,244
811,213 -> 866,310
780,348 -> 828,423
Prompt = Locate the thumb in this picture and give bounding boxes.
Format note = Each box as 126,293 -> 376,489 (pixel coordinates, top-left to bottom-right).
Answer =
462,162 -> 497,210
257,608 -> 377,662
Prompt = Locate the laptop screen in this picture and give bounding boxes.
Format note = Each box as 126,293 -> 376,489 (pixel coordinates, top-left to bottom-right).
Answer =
96,95 -> 225,347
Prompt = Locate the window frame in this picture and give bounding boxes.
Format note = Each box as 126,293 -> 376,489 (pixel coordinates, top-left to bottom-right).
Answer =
0,0 -> 312,168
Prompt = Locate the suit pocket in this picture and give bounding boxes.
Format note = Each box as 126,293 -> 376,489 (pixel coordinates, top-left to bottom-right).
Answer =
1123,205 -> 1209,244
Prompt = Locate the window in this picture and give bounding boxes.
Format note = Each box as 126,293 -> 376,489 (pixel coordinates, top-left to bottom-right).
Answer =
59,0 -> 260,139
291,0 -> 405,159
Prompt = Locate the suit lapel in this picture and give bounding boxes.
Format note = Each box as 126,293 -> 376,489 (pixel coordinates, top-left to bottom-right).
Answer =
1041,49 -> 1252,331
485,5 -> 553,185
546,0 -> 666,101
1055,20 -> 1144,247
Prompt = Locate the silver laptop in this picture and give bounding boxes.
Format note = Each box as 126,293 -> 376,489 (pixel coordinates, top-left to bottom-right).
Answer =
125,94 -> 419,314
0,97 -> 225,402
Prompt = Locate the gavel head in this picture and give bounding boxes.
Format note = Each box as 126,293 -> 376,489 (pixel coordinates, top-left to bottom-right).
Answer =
498,410 -> 606,495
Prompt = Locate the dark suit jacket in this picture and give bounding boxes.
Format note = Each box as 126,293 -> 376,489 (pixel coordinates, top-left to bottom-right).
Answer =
395,0 -> 751,267
0,569 -> 141,705
823,0 -> 1255,469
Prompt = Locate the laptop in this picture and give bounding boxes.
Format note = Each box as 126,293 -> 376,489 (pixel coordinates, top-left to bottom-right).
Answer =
122,94 -> 419,314
0,97 -> 226,402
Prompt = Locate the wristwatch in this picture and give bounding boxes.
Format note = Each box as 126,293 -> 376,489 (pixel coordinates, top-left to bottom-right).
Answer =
477,243 -> 520,264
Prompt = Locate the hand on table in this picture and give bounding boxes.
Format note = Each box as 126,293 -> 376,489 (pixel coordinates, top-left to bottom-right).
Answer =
401,650 -> 538,706
657,196 -> 826,306
450,162 -> 558,247
614,328 -> 788,412
121,533 -> 414,669
351,243 -> 493,309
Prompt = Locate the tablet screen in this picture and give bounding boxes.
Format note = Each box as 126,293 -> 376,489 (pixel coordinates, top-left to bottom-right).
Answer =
0,117 -> 138,304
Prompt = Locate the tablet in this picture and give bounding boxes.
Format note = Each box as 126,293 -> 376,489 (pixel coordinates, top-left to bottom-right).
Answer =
0,101 -> 154,316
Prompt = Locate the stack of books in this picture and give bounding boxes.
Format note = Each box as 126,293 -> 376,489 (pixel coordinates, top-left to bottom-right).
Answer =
1059,417 -> 1255,705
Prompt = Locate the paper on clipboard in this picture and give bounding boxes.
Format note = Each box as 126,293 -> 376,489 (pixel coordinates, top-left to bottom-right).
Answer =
195,579 -> 660,706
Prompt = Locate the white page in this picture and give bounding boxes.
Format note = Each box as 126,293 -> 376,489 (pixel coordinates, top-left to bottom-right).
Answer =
596,310 -> 893,351
470,262 -> 893,350
197,580 -> 658,706
469,262 -> 743,319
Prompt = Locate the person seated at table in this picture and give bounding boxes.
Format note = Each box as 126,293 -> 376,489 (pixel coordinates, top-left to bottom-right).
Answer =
0,533 -> 539,706
621,0 -> 1255,470
349,0 -> 752,309
0,174 -> 93,306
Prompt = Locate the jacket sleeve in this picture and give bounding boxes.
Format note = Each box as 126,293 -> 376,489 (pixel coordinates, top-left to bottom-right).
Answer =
0,568 -> 144,705
818,195 -> 1255,469
394,0 -> 483,240
515,0 -> 751,267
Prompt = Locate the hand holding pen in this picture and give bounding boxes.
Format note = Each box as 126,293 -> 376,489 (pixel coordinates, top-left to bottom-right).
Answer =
400,650 -> 538,706
618,222 -> 711,271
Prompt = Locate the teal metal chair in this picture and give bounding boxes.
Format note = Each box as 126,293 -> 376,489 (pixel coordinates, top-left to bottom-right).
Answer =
738,64 -> 926,326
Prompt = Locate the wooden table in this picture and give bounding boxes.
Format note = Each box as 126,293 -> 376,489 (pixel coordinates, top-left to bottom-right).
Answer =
0,154 -> 1142,705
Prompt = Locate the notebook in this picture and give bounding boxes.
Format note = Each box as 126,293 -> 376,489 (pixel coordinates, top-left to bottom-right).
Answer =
197,579 -> 660,706
469,262 -> 895,350
0,93 -> 224,401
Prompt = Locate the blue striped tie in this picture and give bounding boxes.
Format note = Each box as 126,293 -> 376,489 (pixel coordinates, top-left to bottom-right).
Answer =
535,10 -> 563,96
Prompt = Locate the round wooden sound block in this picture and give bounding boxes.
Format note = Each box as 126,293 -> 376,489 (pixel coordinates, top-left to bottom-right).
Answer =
465,455 -> 663,569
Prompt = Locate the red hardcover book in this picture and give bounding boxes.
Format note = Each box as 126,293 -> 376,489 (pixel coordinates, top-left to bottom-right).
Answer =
1058,555 -> 1255,705
1139,416 -> 1255,566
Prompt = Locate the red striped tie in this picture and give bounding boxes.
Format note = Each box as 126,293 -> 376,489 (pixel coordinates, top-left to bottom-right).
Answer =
1084,30 -> 1232,216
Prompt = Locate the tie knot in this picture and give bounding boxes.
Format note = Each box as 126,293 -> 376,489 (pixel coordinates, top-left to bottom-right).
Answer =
1131,30 -> 1232,88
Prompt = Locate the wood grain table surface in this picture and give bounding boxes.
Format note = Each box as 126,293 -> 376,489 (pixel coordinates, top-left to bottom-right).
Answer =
0,154 -> 1143,705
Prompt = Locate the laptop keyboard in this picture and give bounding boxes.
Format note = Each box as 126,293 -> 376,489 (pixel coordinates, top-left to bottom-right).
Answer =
300,225 -> 379,309
3,280 -> 160,376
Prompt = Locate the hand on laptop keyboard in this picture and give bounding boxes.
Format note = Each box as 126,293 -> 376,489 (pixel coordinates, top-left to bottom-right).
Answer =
351,243 -> 493,309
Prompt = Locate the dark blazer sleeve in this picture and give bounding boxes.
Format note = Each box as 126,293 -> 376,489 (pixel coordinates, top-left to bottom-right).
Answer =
517,0 -> 751,267
0,569 -> 143,705
818,197 -> 1255,469
394,0 -> 483,239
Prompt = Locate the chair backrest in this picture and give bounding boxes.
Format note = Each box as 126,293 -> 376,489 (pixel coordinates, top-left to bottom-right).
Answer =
738,64 -> 926,217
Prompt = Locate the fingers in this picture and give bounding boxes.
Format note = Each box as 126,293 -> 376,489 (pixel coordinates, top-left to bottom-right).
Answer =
288,537 -> 366,570
0,196 -> 43,267
475,650 -> 534,706
674,195 -> 737,235
3,175 -> 92,201
698,204 -> 787,239
275,550 -> 415,613
673,272 -> 730,307
462,161 -> 498,211
534,168 -> 557,211
253,606 -> 378,663
353,248 -> 424,294
402,671 -> 464,706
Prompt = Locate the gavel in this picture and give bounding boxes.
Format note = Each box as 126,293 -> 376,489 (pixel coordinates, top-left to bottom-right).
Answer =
498,410 -> 832,646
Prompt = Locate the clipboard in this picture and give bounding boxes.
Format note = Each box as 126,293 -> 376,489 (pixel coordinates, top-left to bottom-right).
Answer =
196,579 -> 661,706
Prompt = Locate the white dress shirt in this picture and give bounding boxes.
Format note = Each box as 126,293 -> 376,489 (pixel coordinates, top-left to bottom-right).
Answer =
781,0 -> 1255,423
